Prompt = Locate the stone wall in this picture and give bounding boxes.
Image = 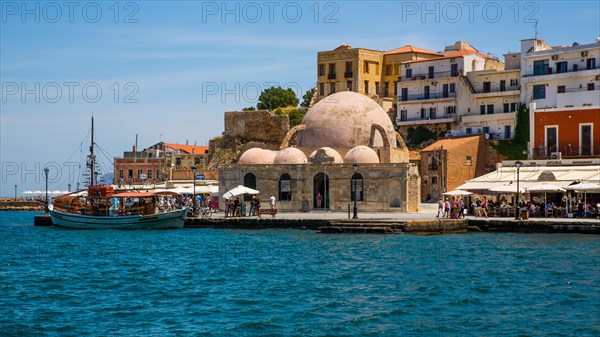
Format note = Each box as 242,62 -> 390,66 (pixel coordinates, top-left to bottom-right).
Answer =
219,163 -> 420,213
224,110 -> 289,143
207,111 -> 290,169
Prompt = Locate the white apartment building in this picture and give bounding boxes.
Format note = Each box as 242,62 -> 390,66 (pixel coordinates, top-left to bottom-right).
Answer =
457,65 -> 521,140
395,41 -> 505,136
521,38 -> 600,108
519,38 -> 600,158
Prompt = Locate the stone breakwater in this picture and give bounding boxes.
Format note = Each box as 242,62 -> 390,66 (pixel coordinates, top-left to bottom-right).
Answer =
0,199 -> 43,211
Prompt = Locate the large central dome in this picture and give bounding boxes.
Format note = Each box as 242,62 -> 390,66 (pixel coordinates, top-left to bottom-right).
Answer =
297,91 -> 396,149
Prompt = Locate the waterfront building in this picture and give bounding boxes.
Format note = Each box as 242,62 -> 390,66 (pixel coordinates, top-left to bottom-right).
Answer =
456,61 -> 521,140
314,44 -> 441,112
520,38 -> 600,159
419,135 -> 487,202
113,142 -> 210,185
219,91 -> 420,212
395,41 -> 504,138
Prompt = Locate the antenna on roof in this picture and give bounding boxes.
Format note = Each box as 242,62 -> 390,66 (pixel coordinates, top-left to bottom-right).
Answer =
534,21 -> 539,39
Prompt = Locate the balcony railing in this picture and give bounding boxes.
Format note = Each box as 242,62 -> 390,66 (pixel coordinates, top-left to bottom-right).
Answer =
454,131 -> 514,140
427,164 -> 439,171
401,70 -> 458,82
328,73 -> 337,80
524,65 -> 599,77
399,92 -> 457,101
398,113 -> 457,123
532,145 -> 600,159
474,85 -> 521,94
344,71 -> 353,78
558,86 -> 599,93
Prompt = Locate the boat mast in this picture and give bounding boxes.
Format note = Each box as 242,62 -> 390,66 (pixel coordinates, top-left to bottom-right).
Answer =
90,116 -> 95,187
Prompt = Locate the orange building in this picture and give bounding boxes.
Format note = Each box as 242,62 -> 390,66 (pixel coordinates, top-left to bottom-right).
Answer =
419,135 -> 487,202
532,107 -> 600,159
114,142 -> 209,184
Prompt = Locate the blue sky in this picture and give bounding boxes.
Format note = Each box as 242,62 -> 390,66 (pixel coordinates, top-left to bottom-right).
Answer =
1,0 -> 599,195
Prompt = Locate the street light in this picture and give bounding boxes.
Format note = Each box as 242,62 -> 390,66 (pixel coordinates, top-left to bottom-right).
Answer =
352,163 -> 359,219
515,160 -> 523,220
44,167 -> 50,213
68,183 -> 71,192
14,185 -> 17,201
191,166 -> 198,216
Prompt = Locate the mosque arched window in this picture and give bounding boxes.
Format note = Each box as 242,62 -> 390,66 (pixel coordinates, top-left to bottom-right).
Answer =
350,173 -> 364,202
279,174 -> 292,202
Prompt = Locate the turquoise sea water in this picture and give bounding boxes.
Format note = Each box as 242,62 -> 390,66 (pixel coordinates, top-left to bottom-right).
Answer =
1,211 -> 599,336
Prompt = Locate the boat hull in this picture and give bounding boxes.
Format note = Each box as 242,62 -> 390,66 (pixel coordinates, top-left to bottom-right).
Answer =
49,207 -> 189,229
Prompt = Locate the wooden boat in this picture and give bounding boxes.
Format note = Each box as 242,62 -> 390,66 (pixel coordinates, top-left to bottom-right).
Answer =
50,188 -> 188,229
48,117 -> 188,229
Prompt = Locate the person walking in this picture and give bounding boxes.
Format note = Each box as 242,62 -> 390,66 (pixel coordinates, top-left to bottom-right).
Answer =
269,194 -> 276,211
436,199 -> 444,217
444,198 -> 450,218
250,196 -> 256,216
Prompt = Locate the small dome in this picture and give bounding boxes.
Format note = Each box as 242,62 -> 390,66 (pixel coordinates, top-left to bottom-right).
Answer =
274,147 -> 307,164
344,146 -> 380,163
309,147 -> 344,164
238,148 -> 277,164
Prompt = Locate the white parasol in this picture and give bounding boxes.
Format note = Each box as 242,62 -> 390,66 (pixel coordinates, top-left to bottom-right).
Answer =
443,189 -> 473,196
223,185 -> 260,199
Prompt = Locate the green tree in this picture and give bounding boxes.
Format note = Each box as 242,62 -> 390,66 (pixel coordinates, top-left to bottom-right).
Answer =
242,106 -> 256,111
257,86 -> 299,110
300,88 -> 315,108
493,103 -> 530,159
273,107 -> 307,128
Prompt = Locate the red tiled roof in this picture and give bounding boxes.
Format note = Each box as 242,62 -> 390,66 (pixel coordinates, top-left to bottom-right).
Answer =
164,143 -> 209,155
384,45 -> 442,56
404,49 -> 498,64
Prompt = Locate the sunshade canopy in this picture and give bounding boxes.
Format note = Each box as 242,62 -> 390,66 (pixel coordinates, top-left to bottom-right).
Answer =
223,185 -> 260,199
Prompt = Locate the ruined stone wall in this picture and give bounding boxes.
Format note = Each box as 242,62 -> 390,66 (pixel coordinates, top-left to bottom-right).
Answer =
224,110 -> 289,143
207,111 -> 290,169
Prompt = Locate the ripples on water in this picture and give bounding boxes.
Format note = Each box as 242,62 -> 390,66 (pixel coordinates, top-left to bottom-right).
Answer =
1,212 -> 599,336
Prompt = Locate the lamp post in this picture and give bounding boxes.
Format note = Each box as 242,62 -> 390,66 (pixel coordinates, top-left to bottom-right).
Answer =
67,183 -> 71,192
43,167 -> 50,213
515,160 -> 523,220
352,163 -> 358,219
192,166 -> 198,216
14,185 -> 17,201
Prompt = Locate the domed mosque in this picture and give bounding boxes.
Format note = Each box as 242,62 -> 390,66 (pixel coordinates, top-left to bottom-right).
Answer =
219,91 -> 420,212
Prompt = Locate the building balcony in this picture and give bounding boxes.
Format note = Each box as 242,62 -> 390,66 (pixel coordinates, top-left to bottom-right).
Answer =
427,164 -> 439,171
532,145 -> 600,159
522,66 -> 599,81
396,114 -> 458,126
344,71 -> 353,78
461,112 -> 516,123
328,73 -> 337,80
473,87 -> 520,97
398,92 -> 457,102
556,87 -> 600,108
454,130 -> 514,140
401,70 -> 458,82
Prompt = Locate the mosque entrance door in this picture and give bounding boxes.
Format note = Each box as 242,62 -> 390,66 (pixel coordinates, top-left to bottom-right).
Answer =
313,172 -> 330,209
243,173 -> 256,202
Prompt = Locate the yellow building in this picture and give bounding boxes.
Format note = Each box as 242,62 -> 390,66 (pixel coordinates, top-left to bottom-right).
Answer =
315,45 -> 441,112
